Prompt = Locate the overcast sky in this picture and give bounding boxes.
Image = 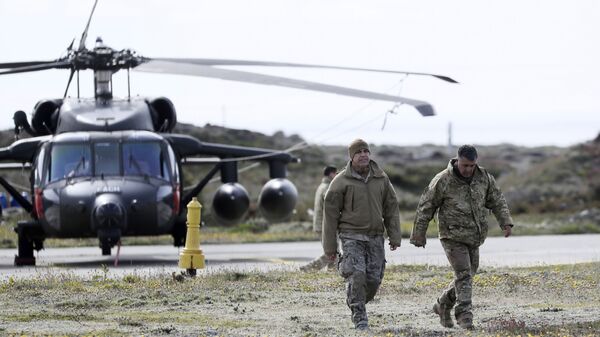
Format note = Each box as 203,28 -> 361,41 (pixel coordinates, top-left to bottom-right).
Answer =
0,0 -> 598,148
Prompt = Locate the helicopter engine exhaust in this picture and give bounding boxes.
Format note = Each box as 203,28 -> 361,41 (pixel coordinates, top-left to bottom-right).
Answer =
148,97 -> 177,132
31,99 -> 62,135
13,110 -> 35,136
92,194 -> 126,255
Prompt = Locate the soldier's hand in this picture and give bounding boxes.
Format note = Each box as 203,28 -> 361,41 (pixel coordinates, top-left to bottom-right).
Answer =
410,235 -> 426,248
389,243 -> 400,251
503,225 -> 513,238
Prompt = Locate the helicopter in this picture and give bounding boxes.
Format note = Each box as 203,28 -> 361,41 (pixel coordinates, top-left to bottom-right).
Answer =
0,1 -> 457,266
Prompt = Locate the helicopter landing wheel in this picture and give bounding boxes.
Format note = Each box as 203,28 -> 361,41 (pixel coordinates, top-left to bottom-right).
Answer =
186,268 -> 197,277
100,241 -> 112,256
173,234 -> 185,247
15,229 -> 35,266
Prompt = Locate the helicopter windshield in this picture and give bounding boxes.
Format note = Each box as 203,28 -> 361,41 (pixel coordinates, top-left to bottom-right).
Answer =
47,141 -> 171,182
94,142 -> 120,176
50,144 -> 92,181
122,142 -> 166,179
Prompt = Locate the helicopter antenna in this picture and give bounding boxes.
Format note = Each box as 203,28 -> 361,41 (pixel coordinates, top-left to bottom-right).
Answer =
79,0 -> 99,51
77,70 -> 80,98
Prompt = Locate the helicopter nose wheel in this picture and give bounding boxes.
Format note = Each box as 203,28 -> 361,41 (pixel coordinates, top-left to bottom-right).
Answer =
98,234 -> 120,256
100,239 -> 112,256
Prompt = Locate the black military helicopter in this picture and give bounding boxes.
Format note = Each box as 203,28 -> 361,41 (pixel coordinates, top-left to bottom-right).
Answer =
0,1 -> 456,266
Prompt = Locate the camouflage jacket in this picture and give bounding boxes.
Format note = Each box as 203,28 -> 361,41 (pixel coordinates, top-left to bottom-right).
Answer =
313,176 -> 332,232
411,159 -> 513,247
322,160 -> 401,255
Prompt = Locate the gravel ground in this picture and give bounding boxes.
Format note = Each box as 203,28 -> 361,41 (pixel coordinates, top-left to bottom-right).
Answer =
0,262 -> 599,337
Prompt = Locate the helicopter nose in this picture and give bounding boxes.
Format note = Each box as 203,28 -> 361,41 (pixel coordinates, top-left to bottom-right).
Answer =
94,201 -> 125,228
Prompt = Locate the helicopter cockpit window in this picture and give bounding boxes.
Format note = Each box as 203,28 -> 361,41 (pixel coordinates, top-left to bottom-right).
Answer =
34,145 -> 47,186
94,142 -> 120,176
49,144 -> 92,182
122,142 -> 167,179
166,145 -> 179,184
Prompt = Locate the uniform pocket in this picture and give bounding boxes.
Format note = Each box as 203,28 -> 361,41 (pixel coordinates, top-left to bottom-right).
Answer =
344,186 -> 354,211
338,254 -> 355,278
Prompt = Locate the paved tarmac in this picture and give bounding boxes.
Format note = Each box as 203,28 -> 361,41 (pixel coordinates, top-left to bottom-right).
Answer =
0,234 -> 599,279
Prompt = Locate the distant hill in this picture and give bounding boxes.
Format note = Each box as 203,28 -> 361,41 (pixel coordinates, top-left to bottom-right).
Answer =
0,124 -> 598,227
318,143 -> 571,209
500,136 -> 600,214
173,123 -> 305,150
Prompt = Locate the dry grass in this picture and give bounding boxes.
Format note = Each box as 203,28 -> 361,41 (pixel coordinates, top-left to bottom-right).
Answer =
0,262 -> 598,336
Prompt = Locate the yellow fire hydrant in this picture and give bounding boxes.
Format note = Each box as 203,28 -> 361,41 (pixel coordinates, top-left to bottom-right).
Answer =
178,197 -> 205,276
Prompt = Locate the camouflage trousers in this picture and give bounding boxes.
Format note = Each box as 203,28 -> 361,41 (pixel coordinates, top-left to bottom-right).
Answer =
338,235 -> 386,326
439,239 -> 480,318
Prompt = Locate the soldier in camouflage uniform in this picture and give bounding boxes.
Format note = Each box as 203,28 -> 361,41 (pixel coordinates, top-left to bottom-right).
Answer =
410,145 -> 513,329
323,139 -> 401,330
300,165 -> 338,272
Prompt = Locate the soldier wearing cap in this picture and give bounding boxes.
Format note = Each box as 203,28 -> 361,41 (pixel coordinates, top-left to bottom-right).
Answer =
322,139 -> 401,330
410,144 -> 514,329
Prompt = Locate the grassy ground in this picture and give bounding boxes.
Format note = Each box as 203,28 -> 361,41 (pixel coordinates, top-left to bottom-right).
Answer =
1,210 -> 599,249
0,217 -> 323,249
0,262 -> 598,336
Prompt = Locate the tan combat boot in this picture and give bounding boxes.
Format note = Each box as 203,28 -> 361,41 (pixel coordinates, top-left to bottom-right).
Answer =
300,256 -> 328,272
299,261 -> 319,272
456,312 -> 474,330
433,300 -> 454,328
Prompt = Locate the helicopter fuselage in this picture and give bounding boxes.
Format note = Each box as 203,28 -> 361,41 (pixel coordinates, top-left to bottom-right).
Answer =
0,8 -> 452,267
33,130 -> 180,248
2,93 -> 299,266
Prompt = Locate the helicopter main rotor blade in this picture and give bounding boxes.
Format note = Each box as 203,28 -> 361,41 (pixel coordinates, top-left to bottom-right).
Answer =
135,60 -> 434,116
0,60 -> 71,76
153,58 -> 458,84
0,61 -> 56,69
78,0 -> 98,51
